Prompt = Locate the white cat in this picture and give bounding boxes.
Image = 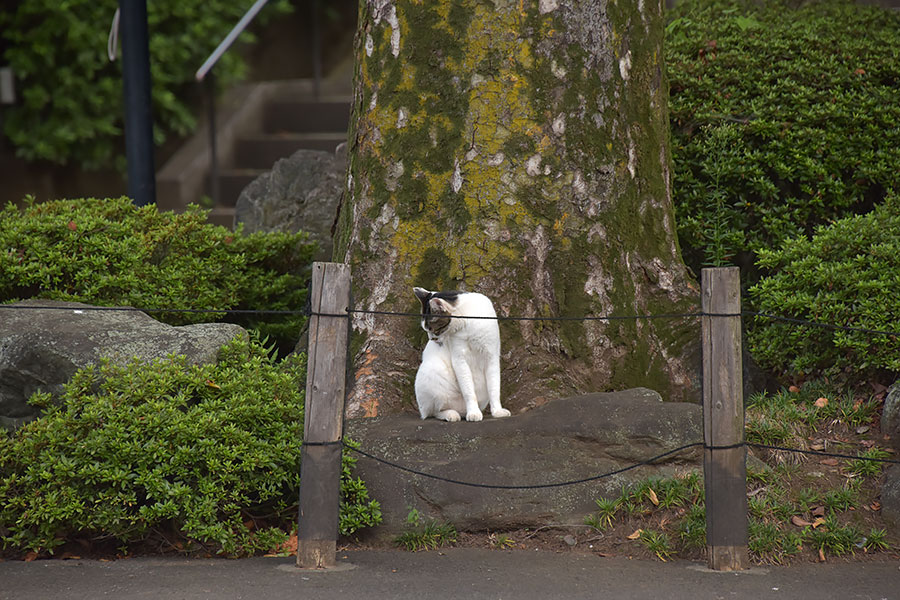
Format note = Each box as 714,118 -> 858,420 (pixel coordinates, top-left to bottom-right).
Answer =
413,287 -> 511,422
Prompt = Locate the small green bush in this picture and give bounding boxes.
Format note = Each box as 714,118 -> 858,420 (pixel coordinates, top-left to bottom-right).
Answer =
0,335 -> 380,556
748,195 -> 900,377
0,197 -> 315,351
0,0 -> 290,170
666,0 -> 900,276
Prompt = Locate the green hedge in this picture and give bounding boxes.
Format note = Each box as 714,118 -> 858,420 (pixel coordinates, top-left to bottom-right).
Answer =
0,0 -> 289,170
0,335 -> 381,556
666,0 -> 900,276
0,196 -> 315,351
748,193 -> 900,378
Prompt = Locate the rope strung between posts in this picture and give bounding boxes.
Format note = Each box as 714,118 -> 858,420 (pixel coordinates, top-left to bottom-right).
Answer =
747,442 -> 900,465
5,301 -> 898,488
9,302 -> 900,339
335,439 -> 900,491
342,440 -> 704,490
745,310 -> 900,338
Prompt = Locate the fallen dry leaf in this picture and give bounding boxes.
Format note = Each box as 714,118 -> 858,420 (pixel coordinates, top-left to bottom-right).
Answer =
814,397 -> 828,408
811,505 -> 826,517
67,220 -> 77,231
23,552 -> 38,562
871,501 -> 882,512
791,515 -> 812,528
626,529 -> 643,540
871,381 -> 888,394
811,517 -> 826,529
789,385 -> 800,393
820,458 -> 839,467
648,488 -> 659,506
271,533 -> 298,555
818,548 -> 826,562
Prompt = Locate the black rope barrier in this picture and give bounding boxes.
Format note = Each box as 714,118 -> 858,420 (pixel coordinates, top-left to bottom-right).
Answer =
347,308 -> 709,322
4,302 -> 900,341
0,303 -> 729,322
748,442 -> 900,465
0,304 -> 307,316
4,301 -> 899,483
746,310 -> 900,338
339,439 -> 899,491
10,302 -> 900,341
342,441 -> 704,490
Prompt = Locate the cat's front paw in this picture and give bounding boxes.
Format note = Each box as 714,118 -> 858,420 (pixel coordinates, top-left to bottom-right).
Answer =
491,408 -> 511,418
465,410 -> 483,422
438,410 -> 461,422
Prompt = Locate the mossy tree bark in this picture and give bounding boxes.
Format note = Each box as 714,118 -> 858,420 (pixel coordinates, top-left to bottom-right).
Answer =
335,0 -> 699,418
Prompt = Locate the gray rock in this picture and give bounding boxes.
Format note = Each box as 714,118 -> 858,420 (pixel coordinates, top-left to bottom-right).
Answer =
345,388 -> 703,538
0,299 -> 247,430
234,147 -> 346,261
883,381 -> 900,453
882,465 -> 900,531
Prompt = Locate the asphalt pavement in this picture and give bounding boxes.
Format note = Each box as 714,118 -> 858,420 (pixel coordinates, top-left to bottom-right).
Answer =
2,548 -> 898,600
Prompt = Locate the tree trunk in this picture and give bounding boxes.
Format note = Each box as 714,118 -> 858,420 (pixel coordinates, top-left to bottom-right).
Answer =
335,0 -> 700,418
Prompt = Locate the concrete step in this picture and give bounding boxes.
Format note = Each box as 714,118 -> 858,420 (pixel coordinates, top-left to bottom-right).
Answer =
216,168 -> 267,208
263,97 -> 351,133
207,206 -> 236,229
234,132 -> 348,169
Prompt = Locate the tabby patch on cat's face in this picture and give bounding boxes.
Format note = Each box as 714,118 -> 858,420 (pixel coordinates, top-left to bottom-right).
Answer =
413,287 -> 460,339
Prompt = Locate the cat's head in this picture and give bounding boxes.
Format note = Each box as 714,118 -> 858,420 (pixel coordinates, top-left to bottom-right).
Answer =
413,287 -> 460,340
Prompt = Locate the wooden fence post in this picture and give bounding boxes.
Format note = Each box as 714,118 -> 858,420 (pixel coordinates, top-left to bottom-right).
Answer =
297,262 -> 351,569
701,267 -> 749,571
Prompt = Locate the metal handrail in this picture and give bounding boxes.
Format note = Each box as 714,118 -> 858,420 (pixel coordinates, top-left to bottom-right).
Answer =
195,0 -> 323,211
196,0 -> 271,82
195,0 -> 272,209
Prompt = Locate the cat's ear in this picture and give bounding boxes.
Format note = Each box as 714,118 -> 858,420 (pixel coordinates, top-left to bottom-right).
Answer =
413,287 -> 432,307
430,297 -> 453,314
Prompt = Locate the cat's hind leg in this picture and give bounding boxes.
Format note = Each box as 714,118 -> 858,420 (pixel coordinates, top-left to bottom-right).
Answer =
415,354 -> 464,421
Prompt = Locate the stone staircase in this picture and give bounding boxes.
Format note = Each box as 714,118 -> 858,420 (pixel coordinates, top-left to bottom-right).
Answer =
157,58 -> 353,228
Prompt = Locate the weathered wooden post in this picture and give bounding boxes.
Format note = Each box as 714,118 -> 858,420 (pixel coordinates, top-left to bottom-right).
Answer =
297,262 -> 351,569
701,267 -> 749,571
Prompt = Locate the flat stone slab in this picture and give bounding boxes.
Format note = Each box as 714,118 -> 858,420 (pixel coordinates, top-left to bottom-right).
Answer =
0,300 -> 246,429
346,388 -> 702,537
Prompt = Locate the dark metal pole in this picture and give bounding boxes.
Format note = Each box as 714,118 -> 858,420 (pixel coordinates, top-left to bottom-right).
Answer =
119,0 -> 156,207
312,0 -> 321,100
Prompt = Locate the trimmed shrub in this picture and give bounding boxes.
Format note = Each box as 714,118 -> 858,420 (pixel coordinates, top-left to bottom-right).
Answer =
0,335 -> 381,556
0,196 -> 315,351
666,0 -> 900,276
0,0 -> 290,170
748,193 -> 900,378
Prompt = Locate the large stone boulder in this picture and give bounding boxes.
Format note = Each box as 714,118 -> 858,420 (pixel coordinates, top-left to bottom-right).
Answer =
883,381 -> 900,453
234,147 -> 346,261
883,465 -> 900,530
345,388 -> 702,538
0,300 -> 247,429
882,383 -> 900,530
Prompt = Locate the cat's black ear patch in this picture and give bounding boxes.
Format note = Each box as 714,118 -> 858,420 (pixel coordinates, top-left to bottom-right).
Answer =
413,287 -> 433,312
431,291 -> 461,305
